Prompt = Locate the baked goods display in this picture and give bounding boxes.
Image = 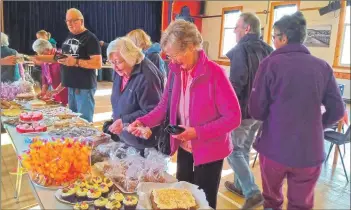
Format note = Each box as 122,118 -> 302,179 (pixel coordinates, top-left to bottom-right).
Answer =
73,201 -> 89,210
19,111 -> 43,122
1,108 -> 22,117
0,81 -> 34,101
53,118 -> 91,129
1,100 -> 23,109
2,117 -> 21,126
16,122 -> 47,133
40,107 -> 75,116
16,92 -> 35,100
123,195 -> 139,210
48,126 -> 100,138
150,189 -> 197,210
101,148 -> 174,193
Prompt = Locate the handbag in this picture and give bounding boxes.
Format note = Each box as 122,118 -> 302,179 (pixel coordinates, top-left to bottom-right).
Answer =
102,119 -> 120,142
157,72 -> 175,156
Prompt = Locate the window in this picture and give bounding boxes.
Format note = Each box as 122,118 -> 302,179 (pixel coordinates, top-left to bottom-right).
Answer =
340,6 -> 350,66
218,6 -> 242,58
267,1 -> 299,46
334,1 -> 351,69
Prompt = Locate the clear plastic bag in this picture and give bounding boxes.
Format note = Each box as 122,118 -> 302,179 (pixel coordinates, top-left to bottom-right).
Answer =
123,123 -> 152,139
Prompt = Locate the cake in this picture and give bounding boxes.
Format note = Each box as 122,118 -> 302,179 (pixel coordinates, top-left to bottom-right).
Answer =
150,189 -> 197,210
76,187 -> 88,202
54,119 -> 70,128
61,187 -> 76,203
105,200 -> 122,210
109,192 -> 124,203
87,188 -> 102,201
94,197 -> 108,210
74,179 -> 87,188
103,177 -> 114,190
73,201 -> 89,210
30,100 -> 47,109
92,176 -> 103,185
16,92 -> 35,100
123,195 -> 138,210
98,183 -> 110,197
19,111 -> 43,122
16,123 -> 47,133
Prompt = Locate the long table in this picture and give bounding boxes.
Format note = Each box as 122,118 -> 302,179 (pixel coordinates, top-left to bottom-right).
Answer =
3,122 -> 73,209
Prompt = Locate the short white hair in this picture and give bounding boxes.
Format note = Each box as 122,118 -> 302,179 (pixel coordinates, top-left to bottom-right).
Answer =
67,8 -> 84,19
1,32 -> 9,47
107,37 -> 145,66
32,39 -> 53,54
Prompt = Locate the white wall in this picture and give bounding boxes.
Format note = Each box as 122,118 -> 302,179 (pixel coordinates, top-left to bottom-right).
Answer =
202,1 -> 350,99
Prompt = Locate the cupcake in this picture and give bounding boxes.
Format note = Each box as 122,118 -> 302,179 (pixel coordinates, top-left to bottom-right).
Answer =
123,195 -> 138,210
105,200 -> 122,210
74,179 -> 87,188
103,177 -> 114,190
61,187 -> 76,203
92,176 -> 103,185
76,187 -> 88,202
94,197 -> 108,210
98,183 -> 110,197
73,201 -> 89,210
109,192 -> 124,203
87,188 -> 102,201
86,180 -> 98,190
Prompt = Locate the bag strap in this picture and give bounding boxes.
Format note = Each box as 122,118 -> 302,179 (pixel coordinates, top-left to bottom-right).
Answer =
165,73 -> 175,121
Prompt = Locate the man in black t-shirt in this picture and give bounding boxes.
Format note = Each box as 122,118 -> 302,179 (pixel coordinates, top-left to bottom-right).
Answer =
57,8 -> 102,122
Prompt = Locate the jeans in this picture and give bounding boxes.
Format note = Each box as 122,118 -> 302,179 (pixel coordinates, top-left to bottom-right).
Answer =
68,88 -> 96,122
227,119 -> 261,199
260,154 -> 321,210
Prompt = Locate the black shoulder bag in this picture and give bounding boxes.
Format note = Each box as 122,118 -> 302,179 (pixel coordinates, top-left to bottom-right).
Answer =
158,73 -> 175,156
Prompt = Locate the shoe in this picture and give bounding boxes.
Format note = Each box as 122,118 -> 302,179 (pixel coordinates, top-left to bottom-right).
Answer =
224,181 -> 244,198
241,193 -> 264,209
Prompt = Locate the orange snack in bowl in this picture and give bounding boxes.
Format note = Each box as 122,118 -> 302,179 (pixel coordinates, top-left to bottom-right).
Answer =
20,137 -> 92,187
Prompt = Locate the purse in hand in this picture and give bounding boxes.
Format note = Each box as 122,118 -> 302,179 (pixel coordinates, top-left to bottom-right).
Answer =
157,73 -> 175,156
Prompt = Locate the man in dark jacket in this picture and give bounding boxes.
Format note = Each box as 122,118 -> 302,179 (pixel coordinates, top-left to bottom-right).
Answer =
225,12 -> 273,209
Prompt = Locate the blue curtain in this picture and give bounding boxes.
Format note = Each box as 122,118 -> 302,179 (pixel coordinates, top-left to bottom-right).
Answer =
4,1 -> 162,54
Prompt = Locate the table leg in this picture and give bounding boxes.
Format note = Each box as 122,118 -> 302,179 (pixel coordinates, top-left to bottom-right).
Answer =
332,120 -> 344,165
14,160 -> 21,199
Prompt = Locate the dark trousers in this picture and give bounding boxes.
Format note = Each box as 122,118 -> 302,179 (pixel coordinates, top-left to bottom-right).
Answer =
176,147 -> 223,209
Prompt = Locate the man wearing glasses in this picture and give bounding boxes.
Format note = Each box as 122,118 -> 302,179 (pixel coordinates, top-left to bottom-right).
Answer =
225,12 -> 273,209
58,8 -> 102,122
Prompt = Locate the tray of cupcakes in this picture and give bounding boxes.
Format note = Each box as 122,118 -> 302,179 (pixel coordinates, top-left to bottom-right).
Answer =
55,176 -> 139,209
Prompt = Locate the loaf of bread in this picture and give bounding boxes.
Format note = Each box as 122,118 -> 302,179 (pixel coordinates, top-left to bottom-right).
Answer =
150,188 -> 197,210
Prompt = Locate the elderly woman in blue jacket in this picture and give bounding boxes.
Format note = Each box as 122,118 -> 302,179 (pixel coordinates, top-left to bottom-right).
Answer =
107,37 -> 163,156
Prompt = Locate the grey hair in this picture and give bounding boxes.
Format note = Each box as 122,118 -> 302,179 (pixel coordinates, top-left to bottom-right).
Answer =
1,32 -> 9,47
240,12 -> 261,35
66,8 -> 84,19
106,37 -> 145,67
160,19 -> 203,52
32,39 -> 53,54
273,11 -> 307,44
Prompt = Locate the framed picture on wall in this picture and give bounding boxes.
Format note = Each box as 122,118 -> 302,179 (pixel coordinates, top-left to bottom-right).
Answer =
305,25 -> 332,47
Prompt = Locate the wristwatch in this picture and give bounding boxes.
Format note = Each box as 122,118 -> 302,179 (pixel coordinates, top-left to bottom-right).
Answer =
75,59 -> 79,67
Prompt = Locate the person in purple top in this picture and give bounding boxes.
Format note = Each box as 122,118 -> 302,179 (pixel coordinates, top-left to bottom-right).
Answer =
249,11 -> 345,210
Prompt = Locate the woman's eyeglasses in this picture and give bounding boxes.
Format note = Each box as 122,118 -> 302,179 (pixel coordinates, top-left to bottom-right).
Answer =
272,33 -> 283,41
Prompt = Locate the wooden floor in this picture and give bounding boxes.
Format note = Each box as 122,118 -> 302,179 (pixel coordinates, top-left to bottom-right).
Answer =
1,81 -> 350,209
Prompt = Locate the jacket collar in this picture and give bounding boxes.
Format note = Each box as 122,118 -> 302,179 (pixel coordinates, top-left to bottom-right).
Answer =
271,44 -> 311,57
169,49 -> 208,78
239,33 -> 260,44
130,59 -> 144,76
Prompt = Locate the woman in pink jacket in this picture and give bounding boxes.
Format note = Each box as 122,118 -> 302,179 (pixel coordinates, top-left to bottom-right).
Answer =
129,20 -> 241,209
